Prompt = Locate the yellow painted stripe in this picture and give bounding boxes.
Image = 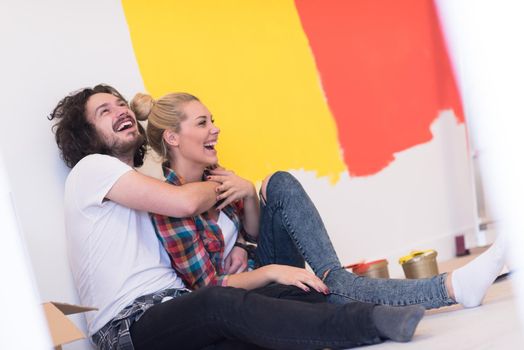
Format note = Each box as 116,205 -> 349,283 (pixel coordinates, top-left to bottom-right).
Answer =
122,0 -> 346,182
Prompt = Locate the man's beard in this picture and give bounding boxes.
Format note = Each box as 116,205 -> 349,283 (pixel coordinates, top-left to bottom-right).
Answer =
101,132 -> 145,162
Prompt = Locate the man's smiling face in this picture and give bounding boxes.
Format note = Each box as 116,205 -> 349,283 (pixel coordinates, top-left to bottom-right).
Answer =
85,92 -> 144,163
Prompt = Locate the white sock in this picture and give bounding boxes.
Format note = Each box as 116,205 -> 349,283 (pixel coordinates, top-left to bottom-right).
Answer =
451,234 -> 507,308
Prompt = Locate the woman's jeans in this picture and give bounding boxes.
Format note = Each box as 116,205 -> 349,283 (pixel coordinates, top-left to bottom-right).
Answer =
130,285 -> 381,350
255,171 -> 456,309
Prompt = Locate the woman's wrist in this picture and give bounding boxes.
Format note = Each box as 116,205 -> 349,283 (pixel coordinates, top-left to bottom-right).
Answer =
259,265 -> 277,282
243,183 -> 257,199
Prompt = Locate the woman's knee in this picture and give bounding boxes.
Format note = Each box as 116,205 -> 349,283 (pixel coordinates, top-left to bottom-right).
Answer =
261,171 -> 300,201
260,173 -> 274,202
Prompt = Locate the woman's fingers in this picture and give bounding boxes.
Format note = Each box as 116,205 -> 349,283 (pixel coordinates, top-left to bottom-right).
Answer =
305,276 -> 329,294
295,281 -> 310,292
207,175 -> 227,184
208,178 -> 237,196
207,172 -> 255,208
216,195 -> 237,210
273,266 -> 330,295
216,188 -> 235,201
296,271 -> 329,295
216,188 -> 245,210
209,168 -> 234,175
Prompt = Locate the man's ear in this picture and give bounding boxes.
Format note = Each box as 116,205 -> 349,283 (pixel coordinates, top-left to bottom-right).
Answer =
163,129 -> 178,147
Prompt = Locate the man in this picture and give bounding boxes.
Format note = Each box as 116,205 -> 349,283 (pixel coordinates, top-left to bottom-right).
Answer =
49,84 -> 424,350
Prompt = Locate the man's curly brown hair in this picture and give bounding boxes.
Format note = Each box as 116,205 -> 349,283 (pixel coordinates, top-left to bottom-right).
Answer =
48,84 -> 147,168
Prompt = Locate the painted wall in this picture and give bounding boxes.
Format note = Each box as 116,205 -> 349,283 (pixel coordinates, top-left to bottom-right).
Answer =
0,1 -> 477,349
124,0 -> 477,271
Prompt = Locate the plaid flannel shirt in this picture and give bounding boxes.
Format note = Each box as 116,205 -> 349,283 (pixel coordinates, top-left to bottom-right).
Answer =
151,165 -> 246,289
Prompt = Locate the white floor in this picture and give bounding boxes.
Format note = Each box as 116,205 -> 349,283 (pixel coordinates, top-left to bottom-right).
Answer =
368,251 -> 524,349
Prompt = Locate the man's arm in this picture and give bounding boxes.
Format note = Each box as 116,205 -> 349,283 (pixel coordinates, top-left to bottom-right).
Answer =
107,170 -> 218,217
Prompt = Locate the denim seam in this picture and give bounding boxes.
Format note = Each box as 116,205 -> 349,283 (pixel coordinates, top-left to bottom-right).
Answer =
438,272 -> 456,306
329,288 -> 421,306
328,272 -> 456,308
275,200 -> 313,269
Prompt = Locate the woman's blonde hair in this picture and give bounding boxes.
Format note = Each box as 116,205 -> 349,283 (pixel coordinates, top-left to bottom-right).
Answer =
130,92 -> 199,160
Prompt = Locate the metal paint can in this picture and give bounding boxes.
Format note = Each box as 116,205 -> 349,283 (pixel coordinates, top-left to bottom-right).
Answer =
399,250 -> 439,279
350,259 -> 390,278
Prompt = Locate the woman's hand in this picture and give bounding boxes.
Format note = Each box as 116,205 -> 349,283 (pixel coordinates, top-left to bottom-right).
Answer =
207,168 -> 257,210
263,265 -> 330,294
223,246 -> 248,274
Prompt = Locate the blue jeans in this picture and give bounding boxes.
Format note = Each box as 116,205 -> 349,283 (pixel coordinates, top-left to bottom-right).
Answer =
129,286 -> 381,350
255,171 -> 456,309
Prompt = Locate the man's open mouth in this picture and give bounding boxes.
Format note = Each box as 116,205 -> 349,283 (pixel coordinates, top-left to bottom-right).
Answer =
114,117 -> 134,132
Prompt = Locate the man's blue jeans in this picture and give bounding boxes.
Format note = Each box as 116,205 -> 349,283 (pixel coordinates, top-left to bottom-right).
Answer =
255,171 -> 455,309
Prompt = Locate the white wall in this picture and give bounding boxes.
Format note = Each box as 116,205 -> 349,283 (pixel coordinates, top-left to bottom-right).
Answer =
0,1 -> 479,349
0,155 -> 52,349
436,0 -> 524,331
0,1 -> 145,348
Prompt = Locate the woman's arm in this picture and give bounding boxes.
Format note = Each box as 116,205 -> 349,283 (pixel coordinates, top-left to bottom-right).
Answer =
227,265 -> 329,293
107,170 -> 218,217
238,188 -> 260,238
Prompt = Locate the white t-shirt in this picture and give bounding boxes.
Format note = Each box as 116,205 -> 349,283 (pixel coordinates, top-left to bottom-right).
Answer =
64,154 -> 184,336
217,211 -> 238,262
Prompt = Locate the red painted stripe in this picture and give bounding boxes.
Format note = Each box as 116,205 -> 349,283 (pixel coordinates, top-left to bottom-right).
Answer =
295,0 -> 464,176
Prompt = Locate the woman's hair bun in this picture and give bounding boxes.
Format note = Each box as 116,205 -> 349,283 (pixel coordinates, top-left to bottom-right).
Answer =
130,93 -> 155,121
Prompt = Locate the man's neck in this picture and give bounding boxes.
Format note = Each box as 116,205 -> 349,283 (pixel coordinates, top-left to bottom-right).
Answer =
114,153 -> 135,167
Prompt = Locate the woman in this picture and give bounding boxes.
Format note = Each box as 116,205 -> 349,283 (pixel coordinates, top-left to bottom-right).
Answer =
131,91 -> 506,310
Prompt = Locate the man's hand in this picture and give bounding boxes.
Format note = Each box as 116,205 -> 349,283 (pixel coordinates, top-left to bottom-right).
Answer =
223,246 -> 248,274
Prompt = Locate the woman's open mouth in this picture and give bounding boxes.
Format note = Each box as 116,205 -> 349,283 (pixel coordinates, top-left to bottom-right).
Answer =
204,141 -> 217,151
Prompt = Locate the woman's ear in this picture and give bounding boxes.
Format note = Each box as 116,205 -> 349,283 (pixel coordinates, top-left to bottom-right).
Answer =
163,129 -> 178,147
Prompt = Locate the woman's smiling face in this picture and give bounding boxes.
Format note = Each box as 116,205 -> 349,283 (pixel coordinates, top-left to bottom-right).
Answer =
170,100 -> 220,168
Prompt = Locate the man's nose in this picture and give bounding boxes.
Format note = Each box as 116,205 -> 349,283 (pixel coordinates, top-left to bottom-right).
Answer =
116,106 -> 129,118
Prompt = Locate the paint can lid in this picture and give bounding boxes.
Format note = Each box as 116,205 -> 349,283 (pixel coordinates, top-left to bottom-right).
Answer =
350,259 -> 388,274
399,250 -> 437,265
